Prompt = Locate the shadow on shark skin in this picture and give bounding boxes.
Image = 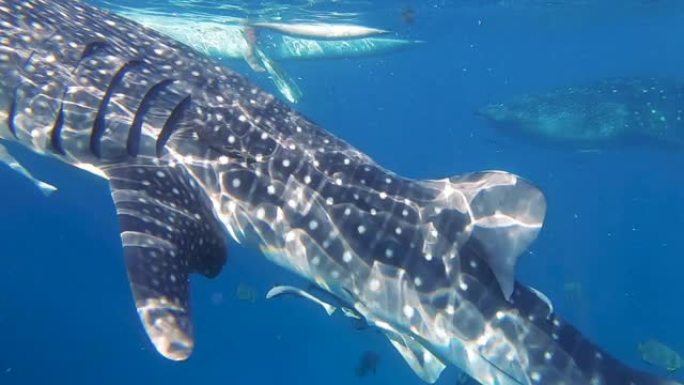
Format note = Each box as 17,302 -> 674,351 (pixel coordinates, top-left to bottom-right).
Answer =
477,77 -> 684,151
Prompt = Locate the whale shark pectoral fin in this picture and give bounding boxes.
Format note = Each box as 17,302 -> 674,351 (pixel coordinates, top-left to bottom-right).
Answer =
383,330 -> 446,383
0,142 -> 57,196
266,285 -> 337,316
449,171 -> 546,301
103,161 -> 227,361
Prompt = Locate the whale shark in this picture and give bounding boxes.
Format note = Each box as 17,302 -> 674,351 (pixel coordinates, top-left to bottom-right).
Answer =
478,77 -> 684,148
0,1 -> 680,385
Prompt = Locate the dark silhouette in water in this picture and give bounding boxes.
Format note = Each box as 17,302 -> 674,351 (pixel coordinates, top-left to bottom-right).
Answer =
355,351 -> 380,377
235,283 -> 258,303
401,6 -> 416,24
477,77 -> 684,149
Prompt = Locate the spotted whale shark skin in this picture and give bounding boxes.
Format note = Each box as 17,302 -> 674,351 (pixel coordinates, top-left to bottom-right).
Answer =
0,1 -> 679,385
478,77 -> 684,148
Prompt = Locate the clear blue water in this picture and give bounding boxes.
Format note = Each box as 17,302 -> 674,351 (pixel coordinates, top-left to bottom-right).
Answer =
1,1 -> 684,384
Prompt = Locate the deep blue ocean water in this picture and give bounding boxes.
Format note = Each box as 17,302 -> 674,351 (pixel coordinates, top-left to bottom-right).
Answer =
1,1 -> 684,384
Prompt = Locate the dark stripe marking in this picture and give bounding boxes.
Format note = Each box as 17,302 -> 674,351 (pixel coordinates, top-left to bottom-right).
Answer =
22,51 -> 36,67
7,87 -> 18,138
127,78 -> 176,157
50,103 -> 65,155
156,95 -> 192,157
90,59 -> 143,158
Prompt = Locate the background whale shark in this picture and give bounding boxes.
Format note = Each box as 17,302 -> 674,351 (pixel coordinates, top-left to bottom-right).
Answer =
0,1 -> 682,385
478,77 -> 684,149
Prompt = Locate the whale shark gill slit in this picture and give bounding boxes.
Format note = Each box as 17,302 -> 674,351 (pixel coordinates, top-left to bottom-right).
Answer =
50,103 -> 65,154
78,41 -> 109,65
156,94 -> 191,157
52,40 -> 110,155
90,59 -> 143,158
127,78 -> 176,157
103,160 -> 228,361
7,33 -> 51,139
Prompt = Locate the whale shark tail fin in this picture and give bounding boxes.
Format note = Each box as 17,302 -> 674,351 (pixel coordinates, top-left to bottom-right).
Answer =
511,283 -> 684,385
422,172 -> 683,385
421,171 -> 546,301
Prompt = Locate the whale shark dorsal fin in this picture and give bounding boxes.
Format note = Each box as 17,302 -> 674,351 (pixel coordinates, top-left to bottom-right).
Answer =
462,172 -> 546,300
103,161 -> 227,361
0,142 -> 57,196
383,330 -> 446,383
431,171 -> 546,301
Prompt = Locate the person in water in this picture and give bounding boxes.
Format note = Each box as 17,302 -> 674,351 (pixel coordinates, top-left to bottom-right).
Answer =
240,24 -> 265,72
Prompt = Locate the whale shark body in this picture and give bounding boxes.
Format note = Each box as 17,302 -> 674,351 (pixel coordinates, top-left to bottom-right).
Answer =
0,1 -> 680,384
478,77 -> 684,148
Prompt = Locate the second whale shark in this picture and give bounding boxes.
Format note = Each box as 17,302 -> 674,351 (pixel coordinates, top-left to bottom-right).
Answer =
478,77 -> 684,149
0,1 -> 680,385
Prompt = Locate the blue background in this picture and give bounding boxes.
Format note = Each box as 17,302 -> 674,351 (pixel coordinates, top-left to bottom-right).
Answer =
1,1 -> 683,384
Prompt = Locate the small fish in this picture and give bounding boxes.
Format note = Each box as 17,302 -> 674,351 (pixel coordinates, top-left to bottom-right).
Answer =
563,281 -> 584,301
355,350 -> 380,377
235,283 -> 258,304
250,22 -> 388,39
639,339 -> 683,372
401,6 -> 416,24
